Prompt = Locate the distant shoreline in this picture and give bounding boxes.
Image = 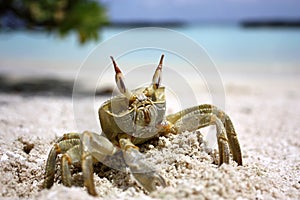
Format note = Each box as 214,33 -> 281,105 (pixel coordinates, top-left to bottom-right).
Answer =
108,19 -> 300,28
107,21 -> 185,28
106,19 -> 300,28
241,20 -> 300,28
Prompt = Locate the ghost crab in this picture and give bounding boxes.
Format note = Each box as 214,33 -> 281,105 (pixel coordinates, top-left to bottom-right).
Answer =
44,55 -> 242,196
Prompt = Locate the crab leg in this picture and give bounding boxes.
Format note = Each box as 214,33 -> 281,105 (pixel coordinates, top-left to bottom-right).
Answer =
166,104 -> 242,165
44,135 -> 81,189
81,131 -> 119,196
81,147 -> 96,196
110,56 -> 131,99
61,145 -> 81,187
119,135 -> 166,192
57,132 -> 81,142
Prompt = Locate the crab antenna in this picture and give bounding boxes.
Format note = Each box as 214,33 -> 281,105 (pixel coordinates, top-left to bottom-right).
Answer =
110,56 -> 131,98
152,54 -> 164,90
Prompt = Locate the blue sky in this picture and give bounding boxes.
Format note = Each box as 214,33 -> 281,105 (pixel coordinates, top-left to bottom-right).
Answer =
101,0 -> 300,22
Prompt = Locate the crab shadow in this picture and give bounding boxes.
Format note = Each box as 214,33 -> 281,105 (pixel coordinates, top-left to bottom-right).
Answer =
0,75 -> 113,97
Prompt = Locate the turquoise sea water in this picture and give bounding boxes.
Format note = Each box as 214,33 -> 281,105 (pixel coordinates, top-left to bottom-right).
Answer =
0,25 -> 299,78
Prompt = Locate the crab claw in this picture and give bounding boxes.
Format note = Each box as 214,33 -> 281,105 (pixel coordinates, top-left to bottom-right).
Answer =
152,54 -> 164,90
122,147 -> 166,192
132,171 -> 166,192
110,56 -> 131,98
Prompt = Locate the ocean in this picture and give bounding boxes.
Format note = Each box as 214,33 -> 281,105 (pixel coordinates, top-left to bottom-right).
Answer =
0,25 -> 299,81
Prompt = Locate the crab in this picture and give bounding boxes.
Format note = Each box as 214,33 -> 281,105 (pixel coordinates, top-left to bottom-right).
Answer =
43,55 -> 242,196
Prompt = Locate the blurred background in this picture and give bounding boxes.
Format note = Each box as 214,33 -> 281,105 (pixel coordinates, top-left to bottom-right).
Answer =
0,0 -> 299,95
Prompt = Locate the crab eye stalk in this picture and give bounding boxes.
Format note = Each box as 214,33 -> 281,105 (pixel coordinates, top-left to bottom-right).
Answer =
110,56 -> 131,98
152,54 -> 164,90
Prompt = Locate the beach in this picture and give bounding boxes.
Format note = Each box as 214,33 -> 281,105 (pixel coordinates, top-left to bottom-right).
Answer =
1,0 -> 300,197
0,73 -> 299,199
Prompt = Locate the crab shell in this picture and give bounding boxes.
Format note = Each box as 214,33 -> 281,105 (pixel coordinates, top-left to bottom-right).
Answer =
99,87 -> 166,145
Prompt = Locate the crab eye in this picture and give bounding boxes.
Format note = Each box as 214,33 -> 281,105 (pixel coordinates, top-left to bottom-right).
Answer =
151,54 -> 164,90
110,56 -> 131,99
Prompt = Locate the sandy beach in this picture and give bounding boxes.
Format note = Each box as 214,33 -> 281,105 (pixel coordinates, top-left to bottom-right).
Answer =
0,74 -> 299,200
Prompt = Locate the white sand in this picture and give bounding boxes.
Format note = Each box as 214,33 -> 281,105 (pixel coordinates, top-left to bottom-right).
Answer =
0,76 -> 299,199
